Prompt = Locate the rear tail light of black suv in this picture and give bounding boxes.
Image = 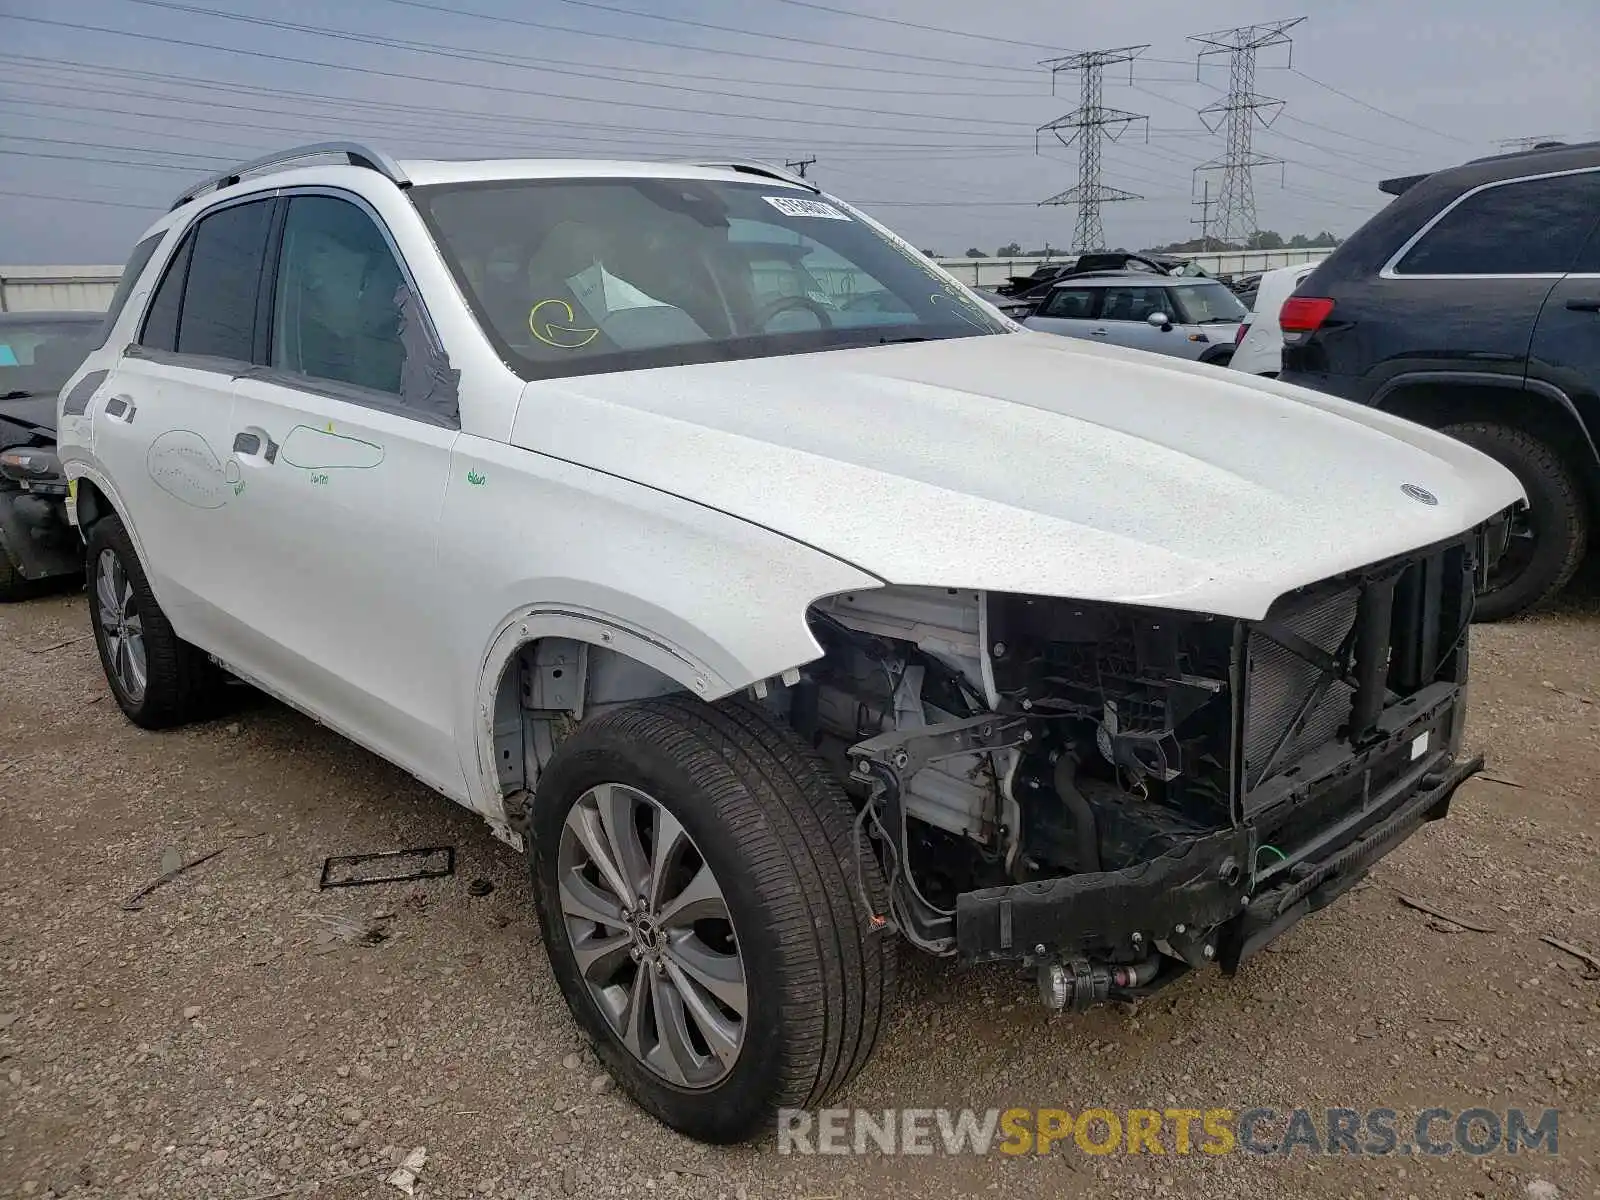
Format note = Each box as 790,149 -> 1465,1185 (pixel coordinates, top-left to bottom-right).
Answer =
1278,296 -> 1335,346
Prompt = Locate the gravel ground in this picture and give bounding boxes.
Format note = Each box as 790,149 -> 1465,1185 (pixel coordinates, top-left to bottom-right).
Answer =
1,580 -> 1596,1200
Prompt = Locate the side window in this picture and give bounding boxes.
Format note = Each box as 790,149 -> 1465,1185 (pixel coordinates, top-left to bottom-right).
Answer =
1036,289 -> 1100,321
139,233 -> 194,353
271,195 -> 407,395
1395,171 -> 1600,276
1038,287 -> 1099,319
1098,286 -> 1169,322
94,232 -> 165,350
176,199 -> 274,359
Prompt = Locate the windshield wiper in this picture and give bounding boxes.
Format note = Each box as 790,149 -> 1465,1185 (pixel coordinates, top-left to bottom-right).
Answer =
0,390 -> 38,401
876,335 -> 932,344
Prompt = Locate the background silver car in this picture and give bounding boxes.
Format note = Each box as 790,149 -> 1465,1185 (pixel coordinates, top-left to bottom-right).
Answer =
1022,271 -> 1248,365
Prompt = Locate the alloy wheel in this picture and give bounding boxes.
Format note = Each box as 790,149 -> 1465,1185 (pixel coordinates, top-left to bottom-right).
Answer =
556,783 -> 746,1089
96,548 -> 146,702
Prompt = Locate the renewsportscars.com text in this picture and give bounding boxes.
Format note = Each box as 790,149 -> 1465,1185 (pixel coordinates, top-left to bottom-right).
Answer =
777,1107 -> 1561,1158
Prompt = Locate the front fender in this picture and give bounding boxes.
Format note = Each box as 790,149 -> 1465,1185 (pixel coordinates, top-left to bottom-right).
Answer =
441,435 -> 882,815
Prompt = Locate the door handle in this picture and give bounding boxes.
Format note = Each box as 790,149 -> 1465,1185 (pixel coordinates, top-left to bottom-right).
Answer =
104,395 -> 137,424
1565,298 -> 1600,313
1089,328 -> 1108,336
232,430 -> 278,463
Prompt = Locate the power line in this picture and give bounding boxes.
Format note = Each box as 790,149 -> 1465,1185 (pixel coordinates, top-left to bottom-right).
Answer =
0,57 -> 1037,153
105,0 -> 1037,132
98,0 -> 1048,98
0,14 -> 1046,146
1037,46 -> 1150,251
375,0 -> 1034,80
1189,17 -> 1305,244
1289,67 -> 1474,145
0,188 -> 165,211
542,0 -> 1041,73
761,0 -> 1056,52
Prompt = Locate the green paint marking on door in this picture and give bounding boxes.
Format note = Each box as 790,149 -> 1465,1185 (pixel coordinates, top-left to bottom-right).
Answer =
232,481 -> 246,496
467,469 -> 486,486
311,473 -> 329,486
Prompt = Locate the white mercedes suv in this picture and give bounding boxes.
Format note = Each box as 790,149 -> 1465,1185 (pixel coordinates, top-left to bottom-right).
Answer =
55,144 -> 1522,1143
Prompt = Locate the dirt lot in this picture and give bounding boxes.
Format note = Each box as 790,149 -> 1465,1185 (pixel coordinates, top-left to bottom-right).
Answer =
1,580 -> 1596,1200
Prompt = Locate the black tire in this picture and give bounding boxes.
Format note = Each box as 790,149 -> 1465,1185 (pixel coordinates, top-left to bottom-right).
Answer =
1441,422 -> 1589,621
84,513 -> 224,728
529,695 -> 896,1144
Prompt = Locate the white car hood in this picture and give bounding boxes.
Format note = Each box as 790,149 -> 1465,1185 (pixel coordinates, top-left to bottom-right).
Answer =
511,331 -> 1524,620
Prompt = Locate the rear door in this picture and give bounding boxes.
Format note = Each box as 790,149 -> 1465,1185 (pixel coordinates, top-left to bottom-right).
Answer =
1022,284 -> 1102,341
224,191 -> 463,794
92,196 -> 275,652
1367,170 -> 1600,391
1525,170 -> 1600,457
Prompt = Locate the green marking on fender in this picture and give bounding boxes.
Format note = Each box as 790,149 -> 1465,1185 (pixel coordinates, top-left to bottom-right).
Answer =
310,473 -> 329,486
467,469 -> 486,486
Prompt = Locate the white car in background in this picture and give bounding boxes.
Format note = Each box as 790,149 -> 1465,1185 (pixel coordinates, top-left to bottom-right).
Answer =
54,144 -> 1521,1144
1232,261 -> 1325,377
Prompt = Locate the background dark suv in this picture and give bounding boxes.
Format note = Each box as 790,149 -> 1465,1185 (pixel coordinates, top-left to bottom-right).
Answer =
1280,140 -> 1600,620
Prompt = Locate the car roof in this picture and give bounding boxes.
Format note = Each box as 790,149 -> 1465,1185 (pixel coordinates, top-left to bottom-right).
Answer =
1379,139 -> 1600,196
394,158 -> 815,190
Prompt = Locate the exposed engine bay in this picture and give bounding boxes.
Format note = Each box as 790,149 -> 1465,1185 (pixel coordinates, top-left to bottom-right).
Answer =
498,529 -> 1491,1012
783,529 -> 1484,1008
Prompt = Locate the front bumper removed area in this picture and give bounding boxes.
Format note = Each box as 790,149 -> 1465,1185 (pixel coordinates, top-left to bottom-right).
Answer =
0,488 -> 82,583
954,686 -> 1482,998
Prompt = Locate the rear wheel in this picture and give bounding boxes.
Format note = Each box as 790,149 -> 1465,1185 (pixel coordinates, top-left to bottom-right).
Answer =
84,514 -> 224,728
1440,422 -> 1589,621
529,695 -> 895,1144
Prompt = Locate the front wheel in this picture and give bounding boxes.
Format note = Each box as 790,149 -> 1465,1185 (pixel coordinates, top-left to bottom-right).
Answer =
1441,422 -> 1589,621
529,696 -> 895,1144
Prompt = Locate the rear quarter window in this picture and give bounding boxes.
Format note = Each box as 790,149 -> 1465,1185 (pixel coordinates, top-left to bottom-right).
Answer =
1393,170 -> 1600,276
92,232 -> 165,350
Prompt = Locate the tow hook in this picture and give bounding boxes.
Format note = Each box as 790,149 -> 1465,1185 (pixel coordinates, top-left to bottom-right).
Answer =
1037,956 -> 1161,1012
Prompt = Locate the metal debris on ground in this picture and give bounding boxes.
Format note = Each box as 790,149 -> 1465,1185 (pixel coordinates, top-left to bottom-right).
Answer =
467,878 -> 495,897
309,911 -> 392,949
318,846 -> 454,890
1396,892 -> 1497,933
386,1146 -> 428,1196
120,847 -> 226,911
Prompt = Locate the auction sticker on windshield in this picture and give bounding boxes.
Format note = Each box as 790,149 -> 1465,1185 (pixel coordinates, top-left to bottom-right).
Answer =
764,196 -> 851,220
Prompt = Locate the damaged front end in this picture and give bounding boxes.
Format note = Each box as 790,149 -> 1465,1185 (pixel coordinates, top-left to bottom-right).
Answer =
789,526 -> 1492,1011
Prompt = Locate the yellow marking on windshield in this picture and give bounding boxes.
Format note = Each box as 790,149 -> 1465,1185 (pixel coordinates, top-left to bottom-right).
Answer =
529,298 -> 600,349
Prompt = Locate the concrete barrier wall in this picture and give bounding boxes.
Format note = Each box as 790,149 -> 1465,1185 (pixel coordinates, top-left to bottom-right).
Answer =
0,266 -> 122,313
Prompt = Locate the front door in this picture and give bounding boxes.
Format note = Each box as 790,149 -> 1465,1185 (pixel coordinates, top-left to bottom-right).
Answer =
90,197 -> 275,655
223,192 -> 464,796
1023,284 -> 1104,342
1091,283 -> 1181,354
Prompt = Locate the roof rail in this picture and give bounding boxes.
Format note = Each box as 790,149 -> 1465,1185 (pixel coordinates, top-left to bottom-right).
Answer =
691,160 -> 820,193
170,142 -> 410,211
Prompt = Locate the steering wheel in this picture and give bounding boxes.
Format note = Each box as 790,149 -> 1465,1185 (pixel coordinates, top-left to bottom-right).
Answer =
752,294 -> 834,332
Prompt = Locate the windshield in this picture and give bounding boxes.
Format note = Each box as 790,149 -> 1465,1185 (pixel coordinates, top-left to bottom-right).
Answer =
0,319 -> 98,399
411,178 -> 1008,380
1169,281 -> 1247,324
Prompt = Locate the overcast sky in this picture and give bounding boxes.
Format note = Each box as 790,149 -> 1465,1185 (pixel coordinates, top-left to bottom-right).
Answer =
1,0 -> 1596,264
